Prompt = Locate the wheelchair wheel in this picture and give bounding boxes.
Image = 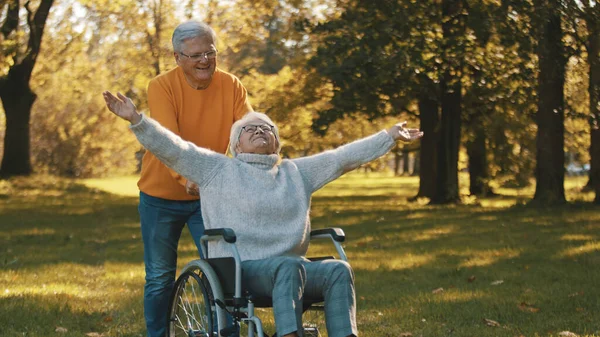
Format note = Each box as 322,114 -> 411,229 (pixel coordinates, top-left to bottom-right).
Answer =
168,268 -> 217,337
302,304 -> 327,337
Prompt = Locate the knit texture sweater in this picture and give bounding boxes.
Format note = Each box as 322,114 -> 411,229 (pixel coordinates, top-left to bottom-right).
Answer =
130,115 -> 397,261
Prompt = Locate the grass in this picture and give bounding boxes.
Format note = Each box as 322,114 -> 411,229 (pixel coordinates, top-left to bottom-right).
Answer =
0,173 -> 598,337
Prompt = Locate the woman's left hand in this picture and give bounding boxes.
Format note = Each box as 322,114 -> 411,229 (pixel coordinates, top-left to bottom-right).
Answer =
387,122 -> 424,142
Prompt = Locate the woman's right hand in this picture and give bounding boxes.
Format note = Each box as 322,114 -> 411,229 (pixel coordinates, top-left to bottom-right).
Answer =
103,91 -> 142,124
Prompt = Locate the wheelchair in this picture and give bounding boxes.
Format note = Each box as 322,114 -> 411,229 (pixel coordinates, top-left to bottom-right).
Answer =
167,227 -> 348,337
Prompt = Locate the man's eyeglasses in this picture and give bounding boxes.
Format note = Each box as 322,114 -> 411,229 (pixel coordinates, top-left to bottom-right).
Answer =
179,50 -> 218,62
241,124 -> 274,133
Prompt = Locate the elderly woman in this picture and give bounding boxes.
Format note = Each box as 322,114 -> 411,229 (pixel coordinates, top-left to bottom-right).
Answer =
103,91 -> 422,337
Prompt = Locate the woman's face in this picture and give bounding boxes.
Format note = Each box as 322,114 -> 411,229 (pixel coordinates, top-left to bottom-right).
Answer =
235,119 -> 279,155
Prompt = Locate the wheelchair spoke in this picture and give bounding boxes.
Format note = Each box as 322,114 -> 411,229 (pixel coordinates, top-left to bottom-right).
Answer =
168,269 -> 215,337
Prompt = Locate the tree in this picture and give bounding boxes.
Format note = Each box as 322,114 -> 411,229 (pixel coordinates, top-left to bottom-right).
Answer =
532,0 -> 567,204
566,0 -> 600,203
430,0 -> 467,204
0,0 -> 55,176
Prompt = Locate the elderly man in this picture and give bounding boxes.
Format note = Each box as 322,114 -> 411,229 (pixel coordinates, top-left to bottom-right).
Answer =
103,91 -> 423,337
138,21 -> 252,337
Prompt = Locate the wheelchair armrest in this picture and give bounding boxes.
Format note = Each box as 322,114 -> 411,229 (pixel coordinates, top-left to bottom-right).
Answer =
310,228 -> 345,242
309,227 -> 348,262
203,228 -> 237,243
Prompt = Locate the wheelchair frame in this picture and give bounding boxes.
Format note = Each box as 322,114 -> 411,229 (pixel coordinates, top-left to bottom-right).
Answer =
167,227 -> 348,337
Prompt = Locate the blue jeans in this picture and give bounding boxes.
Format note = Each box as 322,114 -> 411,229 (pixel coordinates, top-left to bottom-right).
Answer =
138,192 -> 205,337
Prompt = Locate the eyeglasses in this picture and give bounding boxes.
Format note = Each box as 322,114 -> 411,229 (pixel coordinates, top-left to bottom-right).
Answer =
178,50 -> 218,62
241,124 -> 274,133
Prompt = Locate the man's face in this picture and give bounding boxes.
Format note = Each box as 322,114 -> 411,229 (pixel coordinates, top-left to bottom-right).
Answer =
174,35 -> 217,88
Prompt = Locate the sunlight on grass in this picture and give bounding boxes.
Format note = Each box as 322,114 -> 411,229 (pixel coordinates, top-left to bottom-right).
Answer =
561,234 -> 596,241
557,241 -> 600,258
81,176 -> 140,197
432,289 -> 489,303
411,226 -> 456,241
457,248 -> 521,268
351,251 -> 436,271
10,227 -> 56,236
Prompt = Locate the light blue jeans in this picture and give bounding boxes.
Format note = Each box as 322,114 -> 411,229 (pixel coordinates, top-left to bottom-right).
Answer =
138,192 -> 205,337
242,256 -> 357,337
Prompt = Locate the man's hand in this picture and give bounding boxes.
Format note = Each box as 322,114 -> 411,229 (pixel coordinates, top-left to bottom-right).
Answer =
103,91 -> 142,124
185,180 -> 199,196
387,122 -> 424,142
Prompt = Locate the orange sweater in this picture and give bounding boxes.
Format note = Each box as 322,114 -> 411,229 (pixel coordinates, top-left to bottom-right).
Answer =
138,67 -> 252,200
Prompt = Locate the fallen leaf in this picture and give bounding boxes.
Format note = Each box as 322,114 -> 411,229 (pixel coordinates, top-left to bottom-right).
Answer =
55,327 -> 68,333
483,318 -> 500,327
467,275 -> 476,283
432,287 -> 444,294
490,280 -> 504,286
103,316 -> 113,322
568,291 -> 584,297
558,332 -> 579,337
518,302 -> 540,313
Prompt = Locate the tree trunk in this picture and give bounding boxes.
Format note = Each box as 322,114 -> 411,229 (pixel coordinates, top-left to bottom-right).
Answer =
430,0 -> 464,204
465,67 -> 494,196
592,128 -> 600,203
415,94 -> 439,199
432,78 -> 462,204
0,65 -> 36,176
585,9 -> 600,204
402,148 -> 410,175
467,124 -> 490,196
0,0 -> 55,177
393,150 -> 401,176
412,151 -> 420,176
533,4 -> 566,205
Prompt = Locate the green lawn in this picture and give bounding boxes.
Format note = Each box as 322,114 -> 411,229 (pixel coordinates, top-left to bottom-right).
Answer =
0,173 -> 598,337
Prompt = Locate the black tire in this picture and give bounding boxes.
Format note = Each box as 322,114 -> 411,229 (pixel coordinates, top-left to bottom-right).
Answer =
168,268 -> 217,337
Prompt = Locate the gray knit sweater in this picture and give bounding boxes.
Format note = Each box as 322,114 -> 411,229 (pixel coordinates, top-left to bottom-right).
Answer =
130,115 -> 396,261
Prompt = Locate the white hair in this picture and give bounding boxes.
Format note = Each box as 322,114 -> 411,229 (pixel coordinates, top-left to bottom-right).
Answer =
229,112 -> 281,157
172,21 -> 217,53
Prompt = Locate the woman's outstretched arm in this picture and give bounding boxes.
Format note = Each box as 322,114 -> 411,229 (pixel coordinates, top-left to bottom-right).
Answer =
292,122 -> 423,192
102,91 -> 225,187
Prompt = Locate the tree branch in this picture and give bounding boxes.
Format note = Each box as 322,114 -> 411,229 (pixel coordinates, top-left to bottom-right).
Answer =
1,0 -> 19,39
23,0 -> 54,72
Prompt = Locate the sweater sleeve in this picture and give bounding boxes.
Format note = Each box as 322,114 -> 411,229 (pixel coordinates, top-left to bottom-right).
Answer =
130,115 -> 225,187
291,130 -> 396,192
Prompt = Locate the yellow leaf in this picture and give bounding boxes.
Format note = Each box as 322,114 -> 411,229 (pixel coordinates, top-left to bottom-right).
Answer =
483,318 -> 500,327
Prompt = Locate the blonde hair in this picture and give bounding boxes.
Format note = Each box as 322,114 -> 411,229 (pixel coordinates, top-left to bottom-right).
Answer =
229,112 -> 280,157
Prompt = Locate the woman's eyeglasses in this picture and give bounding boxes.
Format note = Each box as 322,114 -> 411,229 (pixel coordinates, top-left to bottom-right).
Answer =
241,124 -> 273,133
